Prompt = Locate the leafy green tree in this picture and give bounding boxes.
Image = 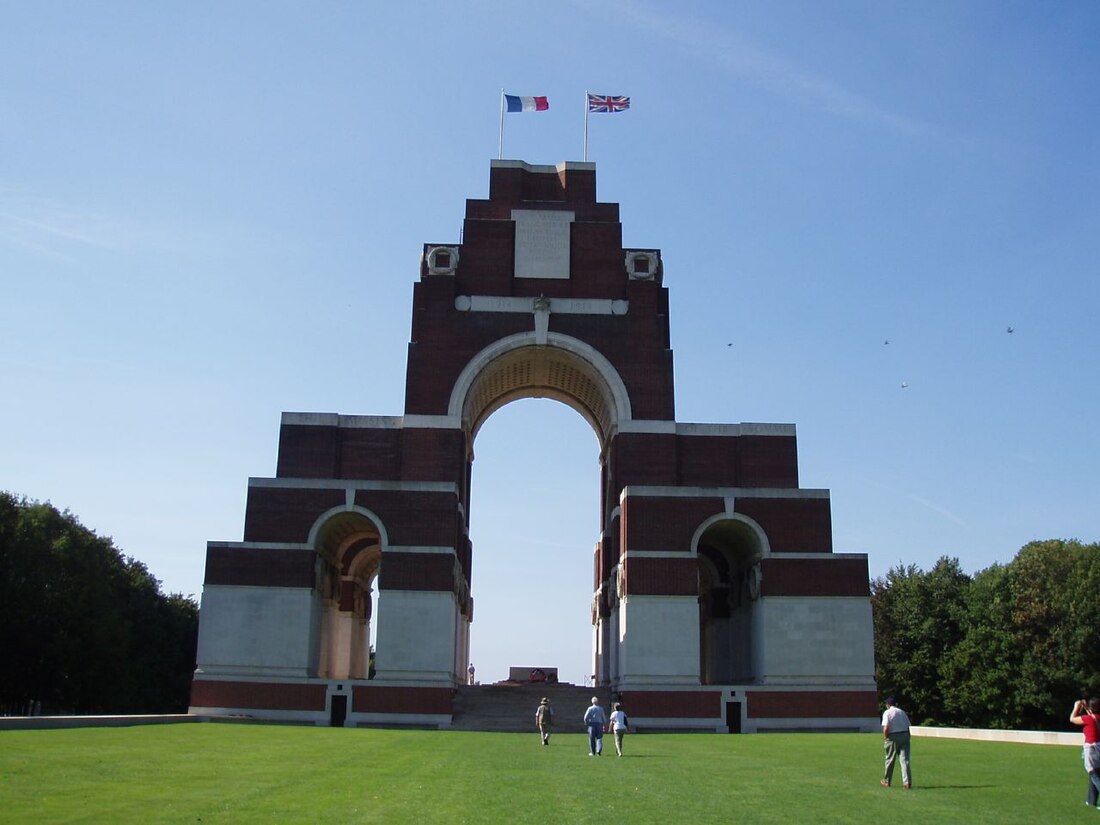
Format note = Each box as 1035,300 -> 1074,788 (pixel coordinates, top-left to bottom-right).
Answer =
874,540 -> 1100,730
940,563 -> 1024,727
0,492 -> 198,715
1009,540 -> 1100,728
871,556 -> 970,725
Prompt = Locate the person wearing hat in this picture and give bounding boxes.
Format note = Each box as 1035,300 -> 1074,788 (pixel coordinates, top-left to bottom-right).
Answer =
608,702 -> 629,757
583,696 -> 607,756
535,697 -> 555,746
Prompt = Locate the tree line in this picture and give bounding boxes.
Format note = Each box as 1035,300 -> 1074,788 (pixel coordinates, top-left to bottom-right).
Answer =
872,539 -> 1100,731
0,492 -> 198,716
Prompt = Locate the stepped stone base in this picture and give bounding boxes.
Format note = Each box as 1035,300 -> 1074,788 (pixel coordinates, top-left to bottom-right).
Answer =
450,683 -> 612,733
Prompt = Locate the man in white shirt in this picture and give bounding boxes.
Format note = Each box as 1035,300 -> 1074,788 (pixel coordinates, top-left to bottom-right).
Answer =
583,697 -> 607,756
880,696 -> 912,789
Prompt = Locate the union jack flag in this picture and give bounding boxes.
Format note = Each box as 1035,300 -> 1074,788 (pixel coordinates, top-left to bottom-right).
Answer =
587,94 -> 630,113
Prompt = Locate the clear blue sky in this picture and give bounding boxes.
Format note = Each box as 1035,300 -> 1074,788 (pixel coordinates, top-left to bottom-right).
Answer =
3,2 -> 1098,684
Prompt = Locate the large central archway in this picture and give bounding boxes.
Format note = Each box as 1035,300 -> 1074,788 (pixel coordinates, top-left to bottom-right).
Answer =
451,332 -> 632,446
448,335 -> 629,687
466,397 -> 600,684
452,333 -> 627,522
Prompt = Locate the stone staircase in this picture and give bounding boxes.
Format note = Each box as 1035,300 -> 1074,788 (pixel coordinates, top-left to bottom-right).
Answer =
450,683 -> 612,733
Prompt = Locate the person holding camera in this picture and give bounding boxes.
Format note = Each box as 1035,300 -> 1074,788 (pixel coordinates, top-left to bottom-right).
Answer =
1070,697 -> 1100,808
880,696 -> 912,790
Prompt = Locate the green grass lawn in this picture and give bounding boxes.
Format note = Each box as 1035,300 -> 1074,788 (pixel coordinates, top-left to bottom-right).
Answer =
0,724 -> 1092,824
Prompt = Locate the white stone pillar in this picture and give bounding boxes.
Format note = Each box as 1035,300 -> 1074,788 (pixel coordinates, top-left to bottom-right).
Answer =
373,590 -> 460,683
616,595 -> 701,687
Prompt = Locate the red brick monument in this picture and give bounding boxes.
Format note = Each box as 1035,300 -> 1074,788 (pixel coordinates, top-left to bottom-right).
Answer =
190,160 -> 878,731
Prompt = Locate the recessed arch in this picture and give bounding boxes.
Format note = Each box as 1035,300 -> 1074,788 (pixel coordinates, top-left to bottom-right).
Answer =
307,507 -> 385,681
690,512 -> 770,561
694,513 -> 769,686
307,505 -> 388,563
447,331 -> 633,447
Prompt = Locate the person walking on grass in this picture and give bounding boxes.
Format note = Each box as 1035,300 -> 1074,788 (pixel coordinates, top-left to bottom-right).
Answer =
1070,697 -> 1100,808
608,702 -> 629,757
584,696 -> 607,756
535,697 -> 555,746
880,696 -> 912,790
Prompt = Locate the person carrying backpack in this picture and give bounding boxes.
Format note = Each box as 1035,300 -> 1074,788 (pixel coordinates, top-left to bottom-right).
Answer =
535,697 -> 555,746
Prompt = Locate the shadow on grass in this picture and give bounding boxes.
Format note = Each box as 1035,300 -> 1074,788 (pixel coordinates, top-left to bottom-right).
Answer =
911,784 -> 997,790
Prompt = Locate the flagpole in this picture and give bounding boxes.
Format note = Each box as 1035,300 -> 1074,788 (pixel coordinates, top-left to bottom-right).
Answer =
498,88 -> 505,160
583,90 -> 589,162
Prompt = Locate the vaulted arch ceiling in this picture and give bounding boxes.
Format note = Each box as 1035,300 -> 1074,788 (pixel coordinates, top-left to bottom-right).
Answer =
462,345 -> 618,447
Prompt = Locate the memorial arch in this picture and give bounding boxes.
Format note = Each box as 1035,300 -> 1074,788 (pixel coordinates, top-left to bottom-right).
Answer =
190,160 -> 879,731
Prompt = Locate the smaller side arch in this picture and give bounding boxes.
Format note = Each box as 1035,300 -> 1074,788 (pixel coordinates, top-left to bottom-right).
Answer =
693,513 -> 770,686
307,504 -> 390,560
690,512 -> 771,561
307,505 -> 387,681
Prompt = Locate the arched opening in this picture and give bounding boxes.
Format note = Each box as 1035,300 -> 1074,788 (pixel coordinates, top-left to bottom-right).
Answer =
697,517 -> 766,685
449,332 -> 631,446
312,510 -> 382,680
467,398 -> 601,684
450,335 -> 624,686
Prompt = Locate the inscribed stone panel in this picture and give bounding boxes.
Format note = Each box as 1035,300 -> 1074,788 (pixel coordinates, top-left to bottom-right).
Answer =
512,209 -> 573,279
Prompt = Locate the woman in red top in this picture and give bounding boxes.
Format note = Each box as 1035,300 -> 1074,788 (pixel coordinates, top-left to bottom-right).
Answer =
1070,697 -> 1100,808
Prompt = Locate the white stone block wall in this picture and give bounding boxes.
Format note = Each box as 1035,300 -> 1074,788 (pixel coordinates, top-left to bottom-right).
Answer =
755,596 -> 875,684
616,595 -> 700,686
195,585 -> 320,678
373,590 -> 459,683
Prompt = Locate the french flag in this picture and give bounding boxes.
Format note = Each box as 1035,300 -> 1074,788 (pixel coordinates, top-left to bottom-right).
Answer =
505,94 -> 549,113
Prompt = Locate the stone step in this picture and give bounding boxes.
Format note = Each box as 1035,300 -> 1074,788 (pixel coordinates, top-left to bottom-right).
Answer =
450,683 -> 612,732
